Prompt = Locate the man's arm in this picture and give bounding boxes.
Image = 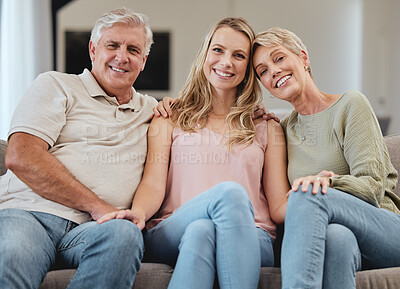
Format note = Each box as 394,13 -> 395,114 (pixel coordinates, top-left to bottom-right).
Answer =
5,132 -> 117,221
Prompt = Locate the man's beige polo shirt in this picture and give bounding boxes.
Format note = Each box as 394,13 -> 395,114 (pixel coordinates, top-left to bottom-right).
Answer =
0,69 -> 158,224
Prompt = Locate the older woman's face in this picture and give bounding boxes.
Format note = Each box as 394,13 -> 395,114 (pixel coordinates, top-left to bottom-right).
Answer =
203,27 -> 250,97
253,44 -> 307,102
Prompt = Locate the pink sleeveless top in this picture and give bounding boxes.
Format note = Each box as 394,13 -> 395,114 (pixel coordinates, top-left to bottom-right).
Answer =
146,120 -> 277,238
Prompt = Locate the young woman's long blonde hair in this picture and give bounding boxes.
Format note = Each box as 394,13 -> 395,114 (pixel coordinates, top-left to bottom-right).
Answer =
170,17 -> 262,149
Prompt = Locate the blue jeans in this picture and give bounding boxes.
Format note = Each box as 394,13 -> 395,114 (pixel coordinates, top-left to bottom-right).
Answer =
0,208 -> 144,289
282,186 -> 400,289
144,181 -> 274,289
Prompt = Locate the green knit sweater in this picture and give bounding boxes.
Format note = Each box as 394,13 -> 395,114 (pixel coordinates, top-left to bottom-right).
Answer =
280,90 -> 400,214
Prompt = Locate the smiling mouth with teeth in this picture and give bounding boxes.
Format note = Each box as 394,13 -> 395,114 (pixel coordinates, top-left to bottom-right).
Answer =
214,69 -> 234,78
276,75 -> 292,88
110,66 -> 126,73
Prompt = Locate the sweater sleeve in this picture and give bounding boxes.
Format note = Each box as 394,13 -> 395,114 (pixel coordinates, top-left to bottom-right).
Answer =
329,91 -> 390,207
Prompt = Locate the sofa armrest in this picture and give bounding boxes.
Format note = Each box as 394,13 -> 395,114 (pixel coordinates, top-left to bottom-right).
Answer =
0,139 -> 7,176
384,134 -> 400,197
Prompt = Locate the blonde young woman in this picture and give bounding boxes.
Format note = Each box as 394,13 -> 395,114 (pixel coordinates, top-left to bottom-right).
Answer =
253,27 -> 400,289
99,18 -> 288,289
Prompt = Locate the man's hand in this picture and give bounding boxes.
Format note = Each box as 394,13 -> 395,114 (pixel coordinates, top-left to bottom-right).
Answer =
96,209 -> 146,230
153,97 -> 175,118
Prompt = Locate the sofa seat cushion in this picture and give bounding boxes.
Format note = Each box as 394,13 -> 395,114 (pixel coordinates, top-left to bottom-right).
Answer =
39,263 -> 173,289
356,267 -> 400,289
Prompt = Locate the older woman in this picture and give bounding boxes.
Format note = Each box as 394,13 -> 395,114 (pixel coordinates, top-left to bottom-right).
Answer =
253,27 -> 400,289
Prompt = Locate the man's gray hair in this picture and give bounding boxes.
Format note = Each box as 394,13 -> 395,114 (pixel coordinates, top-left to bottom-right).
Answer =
90,7 -> 153,55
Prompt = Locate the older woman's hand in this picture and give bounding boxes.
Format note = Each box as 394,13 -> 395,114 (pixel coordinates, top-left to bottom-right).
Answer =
253,103 -> 280,123
288,174 -> 332,196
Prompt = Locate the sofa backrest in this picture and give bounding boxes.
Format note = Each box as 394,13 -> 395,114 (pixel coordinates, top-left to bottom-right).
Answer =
0,136 -> 399,195
0,139 -> 6,176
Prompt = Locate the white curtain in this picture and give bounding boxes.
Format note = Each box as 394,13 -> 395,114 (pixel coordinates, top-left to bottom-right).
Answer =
0,0 -> 53,140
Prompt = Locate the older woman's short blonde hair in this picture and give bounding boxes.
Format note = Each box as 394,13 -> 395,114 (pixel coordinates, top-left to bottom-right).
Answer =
253,27 -> 312,78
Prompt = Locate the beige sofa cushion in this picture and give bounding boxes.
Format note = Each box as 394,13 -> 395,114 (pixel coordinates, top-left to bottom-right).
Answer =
385,134 -> 400,197
0,139 -> 6,175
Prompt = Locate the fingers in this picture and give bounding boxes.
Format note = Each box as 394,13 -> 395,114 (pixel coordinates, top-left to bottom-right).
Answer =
153,97 -> 175,118
96,210 -> 135,224
290,175 -> 331,195
163,97 -> 174,117
152,107 -> 161,117
321,178 -> 329,194
156,101 -> 168,118
135,220 -> 146,231
317,170 -> 338,177
252,103 -> 266,120
262,113 -> 280,123
290,177 -> 303,192
97,211 -> 119,224
312,177 -> 322,194
252,108 -> 263,120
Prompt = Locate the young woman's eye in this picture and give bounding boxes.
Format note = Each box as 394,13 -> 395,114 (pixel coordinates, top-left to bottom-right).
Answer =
276,56 -> 284,62
212,48 -> 223,53
235,53 -> 246,59
258,68 -> 268,77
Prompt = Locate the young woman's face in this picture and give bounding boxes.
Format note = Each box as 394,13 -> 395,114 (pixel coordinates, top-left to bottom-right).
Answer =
253,44 -> 308,102
203,27 -> 250,97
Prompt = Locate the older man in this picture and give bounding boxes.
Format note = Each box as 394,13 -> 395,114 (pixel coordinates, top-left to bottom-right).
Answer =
0,8 -> 157,289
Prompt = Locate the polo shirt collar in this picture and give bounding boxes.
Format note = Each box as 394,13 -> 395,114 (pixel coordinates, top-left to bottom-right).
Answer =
78,69 -> 141,111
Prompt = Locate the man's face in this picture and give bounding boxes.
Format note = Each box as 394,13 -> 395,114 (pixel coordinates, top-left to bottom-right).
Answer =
89,23 -> 148,97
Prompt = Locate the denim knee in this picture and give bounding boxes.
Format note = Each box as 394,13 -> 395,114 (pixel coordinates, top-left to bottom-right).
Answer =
100,219 -> 144,251
212,181 -> 254,215
180,219 -> 216,251
287,185 -> 324,212
325,224 -> 361,270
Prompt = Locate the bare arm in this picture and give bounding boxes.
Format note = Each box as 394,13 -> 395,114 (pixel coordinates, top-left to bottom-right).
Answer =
130,116 -> 173,219
262,120 -> 290,224
5,132 -> 117,220
97,116 -> 174,229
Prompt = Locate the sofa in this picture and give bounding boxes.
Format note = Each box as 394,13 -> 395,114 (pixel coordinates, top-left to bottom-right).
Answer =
1,135 -> 400,289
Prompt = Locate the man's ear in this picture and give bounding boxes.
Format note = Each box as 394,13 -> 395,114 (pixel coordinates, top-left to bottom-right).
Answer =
89,40 -> 96,62
140,55 -> 148,71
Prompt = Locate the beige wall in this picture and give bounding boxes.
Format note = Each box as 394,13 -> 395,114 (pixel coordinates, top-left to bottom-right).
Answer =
57,0 -> 400,134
